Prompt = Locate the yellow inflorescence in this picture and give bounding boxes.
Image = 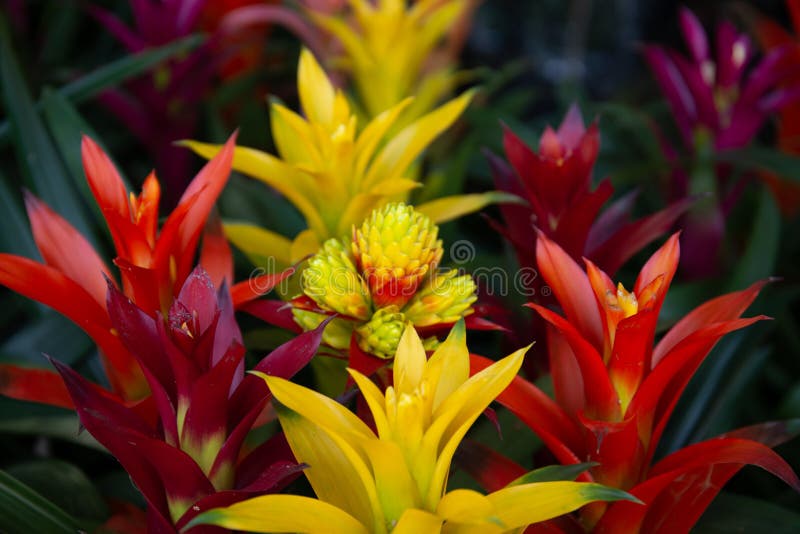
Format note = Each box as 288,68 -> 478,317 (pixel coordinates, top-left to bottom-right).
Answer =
353,203 -> 443,308
296,203 -> 475,358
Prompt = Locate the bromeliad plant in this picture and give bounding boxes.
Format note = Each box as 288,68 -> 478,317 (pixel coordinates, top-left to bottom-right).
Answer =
0,135 -> 236,408
307,0 -> 477,125
50,267 -> 327,532
467,232 -> 800,532
184,48 -> 511,267
290,202 -> 478,362
644,7 -> 800,276
490,104 -> 691,282
0,134 -> 276,411
187,321 -> 639,533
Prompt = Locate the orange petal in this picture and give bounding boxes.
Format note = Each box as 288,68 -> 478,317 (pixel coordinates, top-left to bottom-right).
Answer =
535,230 -> 603,349
24,192 -> 114,308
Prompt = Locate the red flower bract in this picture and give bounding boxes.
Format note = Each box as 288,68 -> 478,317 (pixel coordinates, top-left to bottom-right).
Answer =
50,267 -> 326,533
465,233 -> 800,532
0,133 -> 275,410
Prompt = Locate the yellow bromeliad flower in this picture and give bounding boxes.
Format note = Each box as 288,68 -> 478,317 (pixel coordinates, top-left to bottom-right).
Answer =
186,322 -> 637,533
295,202 -> 476,358
309,0 -> 476,124
183,48 -> 510,268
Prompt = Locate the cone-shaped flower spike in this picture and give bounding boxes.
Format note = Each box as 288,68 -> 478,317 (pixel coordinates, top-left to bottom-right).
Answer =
294,203 -> 476,359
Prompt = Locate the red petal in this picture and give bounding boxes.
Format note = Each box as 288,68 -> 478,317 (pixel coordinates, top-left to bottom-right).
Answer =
549,178 -> 613,260
653,279 -> 768,366
0,254 -> 145,399
470,354 -> 585,466
229,320 -> 327,423
556,103 -> 587,150
578,413 -> 646,490
182,344 -> 244,451
0,364 -> 73,409
642,45 -> 696,143
588,199 -> 693,276
159,132 -> 237,290
632,232 -> 679,314
629,316 -> 768,459
240,299 -> 303,333
231,266 -> 295,308
24,192 -> 113,307
678,7 -> 709,64
547,327 -> 586,420
81,136 -> 130,218
51,357 -> 214,523
596,437 -> 800,534
526,304 -> 619,420
348,332 -> 390,377
607,309 -> 659,411
535,231 -> 603,348
200,212 -> 233,290
455,439 -> 526,492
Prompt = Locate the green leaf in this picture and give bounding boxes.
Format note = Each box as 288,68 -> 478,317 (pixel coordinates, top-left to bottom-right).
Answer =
0,21 -> 96,243
694,492 -> 800,533
507,462 -> 598,487
6,460 -> 108,522
0,470 -> 81,534
0,312 -> 93,366
0,171 -> 38,260
729,188 -> 780,290
59,34 -> 205,104
40,86 -> 121,234
719,146 -> 800,183
0,34 -> 205,142
0,416 -> 105,452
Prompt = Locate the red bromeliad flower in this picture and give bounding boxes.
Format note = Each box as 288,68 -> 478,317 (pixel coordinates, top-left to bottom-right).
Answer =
0,133 -> 275,410
466,232 -> 800,532
644,7 -> 800,276
751,0 -> 800,216
490,104 -> 691,285
50,267 -> 326,533
488,105 -> 690,367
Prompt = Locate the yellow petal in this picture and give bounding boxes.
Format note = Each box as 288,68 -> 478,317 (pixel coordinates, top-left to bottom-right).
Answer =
336,192 -> 385,237
422,347 -> 527,508
367,178 -> 421,196
223,222 -> 292,268
262,375 -> 374,440
185,494 -> 368,534
348,369 -> 391,438
485,481 -> 641,529
437,489 -> 496,525
425,320 -> 469,413
298,48 -> 341,128
180,140 -> 328,237
392,508 -> 443,534
270,101 -> 322,167
416,192 -> 525,225
362,439 -> 421,526
271,400 -> 385,532
364,90 -> 474,189
308,14 -> 372,77
290,229 -> 322,262
354,97 -> 413,180
394,324 -> 427,396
